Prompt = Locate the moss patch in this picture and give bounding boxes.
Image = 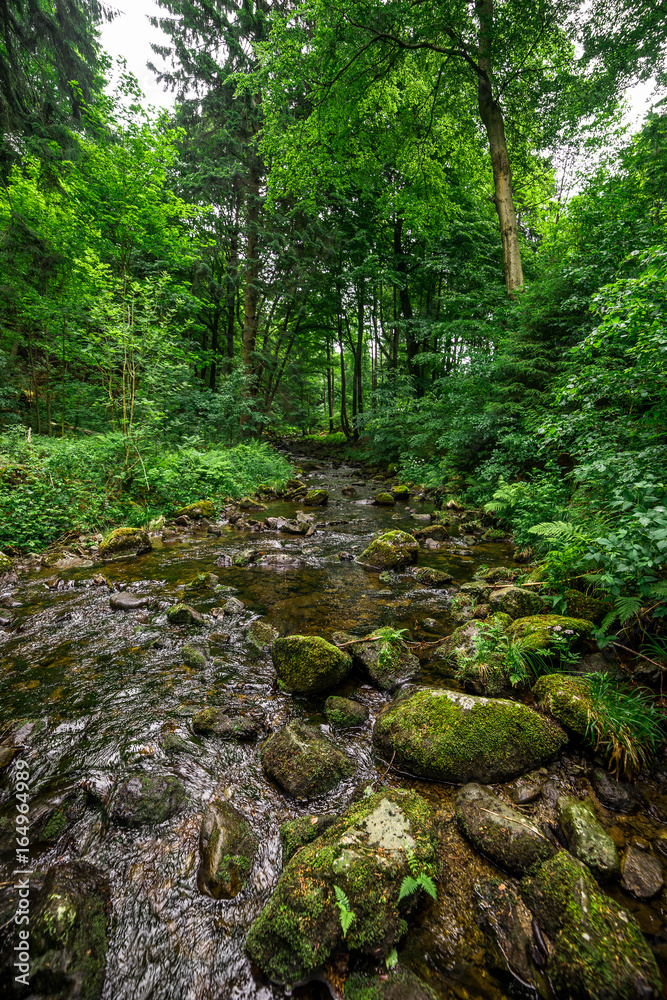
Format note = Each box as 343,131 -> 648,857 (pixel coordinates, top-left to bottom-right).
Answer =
260,721 -> 355,799
280,814 -> 338,862
532,673 -> 593,737
509,614 -> 594,650
99,527 -> 151,558
325,696 -> 368,728
357,531 -> 419,571
271,635 -> 352,694
175,500 -> 216,519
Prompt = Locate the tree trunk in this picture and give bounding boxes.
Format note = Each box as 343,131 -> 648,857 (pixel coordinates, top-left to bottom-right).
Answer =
338,315 -> 352,439
476,0 -> 524,296
326,336 -> 334,432
242,160 -> 261,394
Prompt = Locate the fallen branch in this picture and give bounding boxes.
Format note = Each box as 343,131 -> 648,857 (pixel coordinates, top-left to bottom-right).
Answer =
612,643 -> 666,671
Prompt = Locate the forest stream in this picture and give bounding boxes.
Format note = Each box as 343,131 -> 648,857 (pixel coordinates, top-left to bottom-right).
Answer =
1,458 -> 666,1000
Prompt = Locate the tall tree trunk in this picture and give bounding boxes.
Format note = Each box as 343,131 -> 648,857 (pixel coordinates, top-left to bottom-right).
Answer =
394,216 -> 419,381
476,0 -> 524,296
326,336 -> 334,432
353,283 -> 364,442
242,160 -> 261,395
338,314 -> 352,439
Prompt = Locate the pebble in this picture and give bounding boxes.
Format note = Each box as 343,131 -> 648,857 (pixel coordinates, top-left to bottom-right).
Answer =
621,846 -> 664,899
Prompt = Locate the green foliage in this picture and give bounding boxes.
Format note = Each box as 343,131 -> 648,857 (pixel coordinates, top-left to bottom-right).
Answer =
333,885 -> 356,938
398,850 -> 437,903
585,673 -> 664,777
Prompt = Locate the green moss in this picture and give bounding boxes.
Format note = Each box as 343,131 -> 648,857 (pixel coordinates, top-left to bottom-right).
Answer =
392,485 -> 411,500
260,721 -> 355,799
532,673 -> 593,736
0,551 -> 12,572
488,585 -> 546,619
167,603 -> 203,625
509,614 -> 594,650
182,644 -> 208,668
303,489 -> 328,506
373,687 -> 567,784
99,526 -> 151,558
564,589 -> 613,626
345,969 -> 437,1000
42,806 -> 68,841
280,815 -> 338,862
374,492 -> 396,506
357,530 -> 419,571
325,696 -> 368,728
271,635 -> 352,694
175,500 -> 216,518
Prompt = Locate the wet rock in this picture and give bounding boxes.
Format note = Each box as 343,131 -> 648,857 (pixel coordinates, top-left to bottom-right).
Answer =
475,879 -> 547,996
109,592 -> 151,611
413,566 -> 453,587
391,485 -> 411,501
109,773 -> 186,826
222,595 -> 245,615
247,619 -> 280,651
176,500 -> 216,519
488,585 -> 546,619
303,489 -> 328,506
0,552 -> 12,573
272,634 -> 353,694
556,796 -> 620,881
0,746 -> 18,771
167,603 -> 204,626
0,861 -> 110,1000
590,767 -> 639,813
98,527 -> 152,559
374,492 -> 396,506
532,673 -> 592,737
239,496 -> 266,511
432,616 -> 517,697
356,530 -> 419,571
159,730 -> 190,755
415,525 -> 447,542
182,643 -> 209,668
332,630 -> 419,692
521,851 -> 661,999
509,614 -> 594,650
564,588 -> 613,626
338,550 -> 354,561
245,789 -> 437,983
620,846 -> 664,899
260,721 -> 355,800
184,572 -> 220,593
480,565 -> 518,583
507,775 -> 544,804
280,814 -> 338,862
234,548 -> 258,567
0,785 -> 87,852
258,552 -> 304,568
192,706 -> 263,741
411,513 -> 432,524
344,969 -> 436,999
373,687 -> 567,784
325,696 -> 368,728
215,553 -> 233,567
341,486 -> 357,497
174,515 -> 190,527
455,783 -> 556,876
197,797 -> 258,899
281,520 -> 309,535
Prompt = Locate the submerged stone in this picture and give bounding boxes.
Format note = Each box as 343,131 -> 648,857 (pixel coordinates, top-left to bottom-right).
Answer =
620,846 -> 664,899
182,643 -> 209,668
455,783 -> 556,876
557,796 -> 619,882
245,789 -> 437,983
372,687 -> 567,784
590,767 -> 638,813
325,696 -> 368,728
98,527 -> 151,559
357,530 -> 419,571
109,773 -> 186,827
260,721 -> 355,800
197,798 -> 258,899
271,634 -> 352,694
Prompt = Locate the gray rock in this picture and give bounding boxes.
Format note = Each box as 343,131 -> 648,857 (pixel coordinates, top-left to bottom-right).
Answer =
222,596 -> 244,615
413,566 -> 453,586
192,705 -> 263,741
166,603 -> 204,625
260,721 -> 355,800
621,846 -> 664,899
197,798 -> 258,899
557,796 -> 620,882
475,879 -> 547,995
182,643 -> 209,668
456,783 -> 556,876
590,767 -> 638,813
109,592 -> 151,611
246,619 -> 280,651
324,696 -> 368,728
506,776 -> 543,805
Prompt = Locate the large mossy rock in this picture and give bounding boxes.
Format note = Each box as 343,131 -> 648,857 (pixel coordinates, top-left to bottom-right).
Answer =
357,530 -> 419,571
175,500 -> 216,519
564,588 -> 613,626
455,783 -> 556,876
413,566 -> 453,587
332,631 -> 419,692
303,489 -> 328,506
372,687 -> 567,784
109,773 -> 186,827
245,789 -> 437,984
271,635 -> 353,694
98,527 -> 151,559
197,797 -> 258,899
509,614 -> 594,650
489,585 -> 546,619
532,673 -> 593,737
0,862 -> 110,1000
167,603 -> 204,626
557,796 -> 620,882
374,492 -> 396,506
432,616 -> 516,697
521,852 -> 661,999
260,721 -> 355,800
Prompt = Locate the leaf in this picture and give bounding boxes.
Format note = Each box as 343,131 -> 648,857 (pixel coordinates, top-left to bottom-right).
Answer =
334,885 -> 351,910
385,947 -> 399,969
417,873 -> 438,900
398,876 -> 419,901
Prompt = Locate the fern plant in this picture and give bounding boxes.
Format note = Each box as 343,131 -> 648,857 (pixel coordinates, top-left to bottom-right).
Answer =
398,850 -> 437,903
333,885 -> 355,938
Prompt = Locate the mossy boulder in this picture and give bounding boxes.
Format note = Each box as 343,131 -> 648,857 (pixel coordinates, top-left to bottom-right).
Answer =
374,492 -> 396,506
413,566 -> 454,587
556,796 -> 620,882
98,527 -> 152,559
488,585 -> 546,619
532,673 -> 593,737
325,696 -> 368,728
239,496 -> 266,510
303,489 -> 328,506
0,551 -> 11,573
280,814 -> 338,862
357,530 -> 419,571
197,797 -> 258,899
332,630 -> 419,692
260,721 -> 355,800
175,500 -> 216,519
391,485 -> 411,500
167,603 -> 204,625
521,851 -> 661,999
233,549 -> 257,567
564,588 -> 613,626
184,572 -> 219,593
3,862 -> 111,1000
0,785 -> 86,852
455,783 -> 556,876
182,643 -> 209,668
245,789 -> 438,983
345,969 -> 436,999
192,706 -> 263,741
247,619 -> 280,652
271,635 -> 352,694
109,773 -> 186,827
509,614 -> 595,650
372,687 -> 567,784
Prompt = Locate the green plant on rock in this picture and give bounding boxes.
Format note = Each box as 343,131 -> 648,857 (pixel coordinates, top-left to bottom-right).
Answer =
455,618 -> 535,690
398,850 -> 437,903
585,672 -> 664,777
368,626 -> 410,672
333,885 -> 355,938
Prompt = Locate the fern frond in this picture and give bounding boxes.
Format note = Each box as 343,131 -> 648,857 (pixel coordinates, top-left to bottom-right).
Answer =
417,873 -> 437,900
398,876 -> 419,902
334,886 -> 351,910
528,521 -> 583,540
648,581 -> 667,597
614,595 -> 643,622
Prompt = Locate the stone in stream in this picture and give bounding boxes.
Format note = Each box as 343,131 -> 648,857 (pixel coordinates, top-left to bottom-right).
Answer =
239,496 -> 267,511
455,783 -> 556,876
344,970 -> 436,999
341,486 -> 357,497
620,846 -> 664,899
374,492 -> 396,506
532,673 -> 593,737
258,552 -> 304,568
556,796 -> 620,882
372,687 -> 567,784
109,773 -> 186,827
0,784 -> 86,852
332,630 -> 419,692
221,595 -> 245,615
488,585 -> 546,619
175,500 -> 216,519
280,814 -> 338,862
590,767 -> 639,813
391,485 -> 411,500
192,705 -> 263,741
233,548 -> 258,567
303,489 -> 329,506
245,789 -> 437,983
182,643 -> 209,668
521,851 -> 661,999
184,572 -> 220,593
508,613 -> 595,650
0,861 -> 111,1000
474,879 -> 549,997
246,619 -> 280,651
280,520 -> 309,535
197,797 -> 258,899
98,526 -> 152,559
167,603 -> 204,625
0,551 -> 12,572
324,696 -> 368,728
356,530 -> 419,571
260,721 -> 355,800
413,566 -> 454,586
271,635 -> 353,694
109,591 -> 151,611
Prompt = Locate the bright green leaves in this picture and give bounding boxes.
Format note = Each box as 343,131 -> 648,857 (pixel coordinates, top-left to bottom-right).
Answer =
333,885 -> 356,938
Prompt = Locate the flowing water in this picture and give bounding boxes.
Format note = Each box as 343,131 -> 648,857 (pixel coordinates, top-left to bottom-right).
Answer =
0,461 -> 665,1000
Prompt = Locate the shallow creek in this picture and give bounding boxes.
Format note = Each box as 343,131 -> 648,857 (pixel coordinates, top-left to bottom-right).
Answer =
0,461 -> 666,1000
